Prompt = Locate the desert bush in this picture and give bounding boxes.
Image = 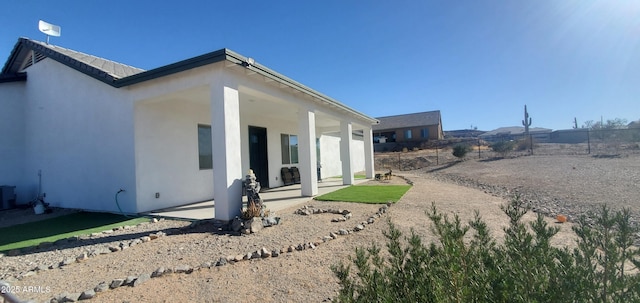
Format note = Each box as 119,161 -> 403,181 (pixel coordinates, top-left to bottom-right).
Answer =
452,144 -> 470,159
515,138 -> 533,151
332,197 -> 640,303
240,204 -> 261,219
491,140 -> 516,158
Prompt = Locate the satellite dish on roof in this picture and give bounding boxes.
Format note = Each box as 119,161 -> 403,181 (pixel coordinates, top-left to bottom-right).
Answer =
38,20 -> 61,44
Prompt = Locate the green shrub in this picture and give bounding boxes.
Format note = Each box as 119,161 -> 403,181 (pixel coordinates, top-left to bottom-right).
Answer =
452,144 -> 470,159
332,197 -> 640,303
491,140 -> 516,158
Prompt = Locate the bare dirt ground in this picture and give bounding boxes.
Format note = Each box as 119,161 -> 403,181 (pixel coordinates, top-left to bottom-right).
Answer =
5,151 -> 639,302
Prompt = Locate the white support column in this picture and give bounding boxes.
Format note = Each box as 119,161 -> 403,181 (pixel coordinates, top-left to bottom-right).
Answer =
210,81 -> 242,221
363,127 -> 375,179
298,109 -> 318,196
340,121 -> 354,185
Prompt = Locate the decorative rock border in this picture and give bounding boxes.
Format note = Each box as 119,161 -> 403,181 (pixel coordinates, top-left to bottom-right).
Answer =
295,205 -> 353,222
27,202 -> 395,302
2,220 -> 172,284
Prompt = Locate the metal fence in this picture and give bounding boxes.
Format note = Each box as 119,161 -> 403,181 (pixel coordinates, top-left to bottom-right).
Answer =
375,128 -> 640,171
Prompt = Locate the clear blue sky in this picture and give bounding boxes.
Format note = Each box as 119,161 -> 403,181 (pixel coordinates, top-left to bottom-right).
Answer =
2,0 -> 638,131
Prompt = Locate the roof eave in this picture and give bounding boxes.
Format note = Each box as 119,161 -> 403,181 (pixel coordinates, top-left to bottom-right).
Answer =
113,48 -> 228,88
0,72 -> 26,83
116,48 -> 378,125
225,50 -> 377,125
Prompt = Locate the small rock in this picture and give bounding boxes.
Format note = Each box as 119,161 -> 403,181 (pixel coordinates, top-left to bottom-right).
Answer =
216,258 -> 227,267
296,244 -> 304,251
261,247 -> 271,258
60,258 -> 74,266
102,229 -> 114,234
124,276 -> 137,286
249,218 -> 263,233
175,265 -> 193,274
367,217 -> 375,224
323,236 -> 332,242
110,278 -> 125,289
244,253 -> 252,260
344,213 -> 352,219
149,234 -> 159,240
331,218 -> 339,223
242,228 -> 251,235
151,267 -> 166,278
272,250 -> 280,257
140,236 -> 151,242
330,232 -> 339,239
152,218 -> 159,223
287,245 -> 295,253
76,253 -> 89,262
78,289 -> 96,300
64,293 -> 82,302
35,265 -> 48,271
108,245 -> 121,252
201,261 -> 213,269
338,229 -> 349,235
133,273 -> 151,287
342,210 -> 351,215
234,255 -> 244,262
230,217 -> 244,232
354,224 -> 365,231
94,282 -> 109,292
23,270 -> 36,277
252,250 -> 262,259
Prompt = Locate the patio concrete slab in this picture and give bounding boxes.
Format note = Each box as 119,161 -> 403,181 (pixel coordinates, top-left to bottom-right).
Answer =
145,178 -> 368,220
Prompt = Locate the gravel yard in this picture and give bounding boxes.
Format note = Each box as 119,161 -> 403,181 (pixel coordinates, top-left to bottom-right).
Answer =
1,154 -> 637,302
427,154 -> 640,224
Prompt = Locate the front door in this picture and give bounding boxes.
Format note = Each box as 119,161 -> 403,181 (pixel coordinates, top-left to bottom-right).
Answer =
248,126 -> 269,188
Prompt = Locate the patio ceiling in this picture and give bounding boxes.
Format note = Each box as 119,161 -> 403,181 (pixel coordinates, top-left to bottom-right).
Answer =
142,82 -> 350,132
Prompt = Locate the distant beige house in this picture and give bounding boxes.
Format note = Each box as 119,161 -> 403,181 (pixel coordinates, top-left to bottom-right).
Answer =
372,110 -> 444,144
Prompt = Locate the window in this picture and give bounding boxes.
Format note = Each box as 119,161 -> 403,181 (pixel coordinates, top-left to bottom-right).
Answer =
198,125 -> 212,170
281,134 -> 298,164
421,128 -> 429,138
404,129 -> 412,139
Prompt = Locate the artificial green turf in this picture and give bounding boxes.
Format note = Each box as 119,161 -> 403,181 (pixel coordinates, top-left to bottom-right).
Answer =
0,212 -> 149,252
315,185 -> 411,204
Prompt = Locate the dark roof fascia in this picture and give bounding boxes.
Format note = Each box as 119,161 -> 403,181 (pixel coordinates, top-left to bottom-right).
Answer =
1,39 -> 26,74
228,50 -> 378,125
1,39 -> 377,125
113,49 -> 228,88
0,72 -> 26,83
12,38 -> 120,86
115,48 -> 377,125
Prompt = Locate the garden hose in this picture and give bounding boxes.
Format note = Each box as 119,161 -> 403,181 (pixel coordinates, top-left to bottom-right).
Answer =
115,189 -> 130,217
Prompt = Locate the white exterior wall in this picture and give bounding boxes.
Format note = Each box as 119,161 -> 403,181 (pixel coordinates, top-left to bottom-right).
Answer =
0,81 -> 27,202
1,52 -> 374,215
319,133 -> 365,178
17,59 -> 137,212
134,100 -> 213,212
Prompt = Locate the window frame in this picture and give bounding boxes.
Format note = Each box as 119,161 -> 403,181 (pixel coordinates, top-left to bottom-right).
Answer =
197,124 -> 213,170
281,133 -> 299,165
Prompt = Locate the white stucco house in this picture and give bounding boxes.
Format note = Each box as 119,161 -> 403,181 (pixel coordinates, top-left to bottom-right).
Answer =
0,38 -> 378,220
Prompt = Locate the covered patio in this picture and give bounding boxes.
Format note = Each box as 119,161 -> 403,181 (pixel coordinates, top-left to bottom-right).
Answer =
145,177 -> 369,220
131,49 -> 378,220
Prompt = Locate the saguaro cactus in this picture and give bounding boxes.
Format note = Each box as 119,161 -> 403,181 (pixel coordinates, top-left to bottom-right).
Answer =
522,105 -> 533,153
522,105 -> 532,134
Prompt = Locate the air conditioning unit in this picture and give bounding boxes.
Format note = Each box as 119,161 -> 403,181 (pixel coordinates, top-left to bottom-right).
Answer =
0,186 -> 16,210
